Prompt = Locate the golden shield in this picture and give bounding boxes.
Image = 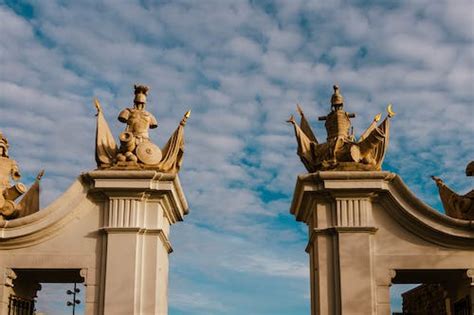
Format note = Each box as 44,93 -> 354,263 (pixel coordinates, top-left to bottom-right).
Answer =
136,142 -> 162,165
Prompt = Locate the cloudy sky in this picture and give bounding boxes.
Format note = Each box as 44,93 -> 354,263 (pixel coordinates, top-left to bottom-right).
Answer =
1,0 -> 473,314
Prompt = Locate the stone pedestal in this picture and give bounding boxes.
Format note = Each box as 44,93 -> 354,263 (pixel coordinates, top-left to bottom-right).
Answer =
291,172 -> 383,315
290,171 -> 474,315
88,170 -> 188,315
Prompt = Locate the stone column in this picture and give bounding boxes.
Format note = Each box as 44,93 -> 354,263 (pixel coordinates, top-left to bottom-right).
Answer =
0,268 -> 41,315
87,170 -> 188,315
290,172 -> 391,315
0,268 -> 16,314
374,269 -> 396,315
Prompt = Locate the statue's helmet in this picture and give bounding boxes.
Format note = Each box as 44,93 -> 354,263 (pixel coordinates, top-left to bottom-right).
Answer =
133,84 -> 149,104
330,85 -> 344,106
134,93 -> 147,104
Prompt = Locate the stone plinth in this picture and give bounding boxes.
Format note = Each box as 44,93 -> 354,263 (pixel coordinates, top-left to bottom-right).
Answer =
87,170 -> 188,315
290,171 -> 474,315
0,170 -> 188,315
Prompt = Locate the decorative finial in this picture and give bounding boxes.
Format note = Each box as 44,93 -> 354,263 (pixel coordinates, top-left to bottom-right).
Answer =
94,98 -> 102,115
331,85 -> 344,106
36,169 -> 45,180
180,109 -> 192,126
296,104 -> 304,116
387,104 -> 396,118
185,109 -> 191,119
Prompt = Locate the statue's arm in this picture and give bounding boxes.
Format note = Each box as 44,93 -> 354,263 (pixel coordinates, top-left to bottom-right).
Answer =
11,161 -> 21,181
118,108 -> 130,123
149,113 -> 158,129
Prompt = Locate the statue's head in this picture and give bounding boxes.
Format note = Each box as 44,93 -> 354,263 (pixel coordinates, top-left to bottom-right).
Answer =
133,84 -> 149,110
330,85 -> 344,111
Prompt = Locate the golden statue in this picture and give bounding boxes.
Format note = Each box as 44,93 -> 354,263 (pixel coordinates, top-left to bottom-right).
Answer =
288,85 -> 394,172
94,84 -> 190,173
116,85 -> 159,164
432,161 -> 474,220
0,133 -> 43,220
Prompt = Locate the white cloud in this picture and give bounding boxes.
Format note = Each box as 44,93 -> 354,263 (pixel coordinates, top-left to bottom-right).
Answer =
0,1 -> 472,314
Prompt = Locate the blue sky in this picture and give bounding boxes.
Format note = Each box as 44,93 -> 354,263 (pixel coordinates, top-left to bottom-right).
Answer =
1,0 -> 473,314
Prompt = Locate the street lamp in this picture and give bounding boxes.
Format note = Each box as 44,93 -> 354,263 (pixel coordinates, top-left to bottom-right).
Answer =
66,283 -> 81,315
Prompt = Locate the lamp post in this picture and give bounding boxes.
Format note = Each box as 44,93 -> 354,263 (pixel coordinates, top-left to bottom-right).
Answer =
66,283 -> 80,315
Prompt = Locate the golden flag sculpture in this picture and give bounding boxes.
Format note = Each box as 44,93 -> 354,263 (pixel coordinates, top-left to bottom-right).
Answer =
157,110 -> 191,173
296,104 -> 318,144
432,175 -> 474,220
94,98 -> 118,167
16,170 -> 44,218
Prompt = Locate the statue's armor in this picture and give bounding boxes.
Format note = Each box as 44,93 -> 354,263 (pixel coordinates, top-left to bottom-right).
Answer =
325,110 -> 351,141
118,108 -> 158,140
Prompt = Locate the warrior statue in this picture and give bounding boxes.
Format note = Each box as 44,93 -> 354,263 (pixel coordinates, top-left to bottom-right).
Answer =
116,84 -> 160,164
288,85 -> 395,172
0,133 -> 26,219
0,132 -> 44,220
432,161 -> 474,220
94,84 -> 190,173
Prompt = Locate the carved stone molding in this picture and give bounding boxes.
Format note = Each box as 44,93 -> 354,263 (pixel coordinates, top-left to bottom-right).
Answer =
4,268 -> 16,288
467,269 -> 474,286
388,269 -> 397,287
34,283 -> 42,296
80,268 -> 87,285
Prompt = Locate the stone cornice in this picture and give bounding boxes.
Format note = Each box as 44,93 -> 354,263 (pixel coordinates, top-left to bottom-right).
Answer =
84,170 -> 189,218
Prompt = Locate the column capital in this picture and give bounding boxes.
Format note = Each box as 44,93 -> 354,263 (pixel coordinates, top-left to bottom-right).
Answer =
3,268 -> 16,288
290,171 -> 395,223
84,170 -> 188,225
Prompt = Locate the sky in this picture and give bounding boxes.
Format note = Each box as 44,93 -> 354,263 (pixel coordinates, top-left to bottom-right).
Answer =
0,0 -> 473,314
